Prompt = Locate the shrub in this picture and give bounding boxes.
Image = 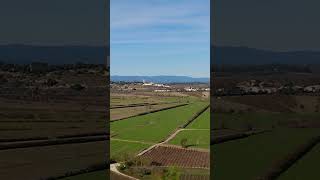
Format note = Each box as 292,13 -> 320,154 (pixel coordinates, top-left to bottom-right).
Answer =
180,138 -> 188,148
70,83 -> 85,91
163,166 -> 181,180
118,163 -> 126,171
46,78 -> 58,86
141,168 -> 152,175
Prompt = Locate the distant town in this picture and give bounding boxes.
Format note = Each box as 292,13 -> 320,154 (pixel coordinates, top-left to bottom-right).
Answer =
111,80 -> 210,93
215,79 -> 320,96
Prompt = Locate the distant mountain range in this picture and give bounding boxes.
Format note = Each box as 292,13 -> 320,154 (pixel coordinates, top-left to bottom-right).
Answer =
111,75 -> 209,83
1,44 -> 320,66
0,44 -> 107,64
213,46 -> 320,65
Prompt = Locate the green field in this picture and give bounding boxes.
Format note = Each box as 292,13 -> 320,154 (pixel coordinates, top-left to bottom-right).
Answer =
168,107 -> 210,149
110,140 -> 151,159
123,167 -> 210,180
169,130 -> 210,149
111,102 -> 208,143
212,128 -> 320,180
61,170 -> 107,180
212,112 -> 320,130
111,94 -> 184,106
110,101 -> 208,160
279,143 -> 320,180
187,108 -> 210,129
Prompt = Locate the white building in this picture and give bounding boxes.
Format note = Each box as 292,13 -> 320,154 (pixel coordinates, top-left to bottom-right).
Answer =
304,85 -> 320,92
184,87 -> 198,92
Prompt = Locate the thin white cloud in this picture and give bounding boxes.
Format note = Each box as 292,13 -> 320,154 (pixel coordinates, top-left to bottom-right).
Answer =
111,0 -> 209,45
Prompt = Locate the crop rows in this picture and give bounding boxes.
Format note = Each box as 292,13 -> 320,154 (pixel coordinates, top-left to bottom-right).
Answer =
141,146 -> 210,169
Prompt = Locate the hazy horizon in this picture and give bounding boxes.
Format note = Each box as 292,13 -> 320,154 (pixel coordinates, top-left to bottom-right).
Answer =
111,74 -> 210,78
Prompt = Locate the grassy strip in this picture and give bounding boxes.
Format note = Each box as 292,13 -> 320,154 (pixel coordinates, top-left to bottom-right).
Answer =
0,132 -> 108,143
111,101 -> 180,109
59,171 -> 107,180
211,129 -> 269,145
0,136 -> 108,150
181,105 -> 210,128
42,163 -> 107,180
56,132 -> 108,139
187,108 -> 210,129
0,136 -> 49,143
111,103 -> 188,122
256,136 -> 320,180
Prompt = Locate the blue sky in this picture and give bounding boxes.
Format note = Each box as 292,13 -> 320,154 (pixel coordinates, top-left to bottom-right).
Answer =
111,0 -> 210,78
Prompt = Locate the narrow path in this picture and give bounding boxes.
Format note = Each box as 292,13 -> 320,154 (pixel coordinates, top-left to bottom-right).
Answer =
181,128 -> 209,131
138,105 -> 210,156
111,138 -> 154,145
110,163 -> 139,180
110,103 -> 210,179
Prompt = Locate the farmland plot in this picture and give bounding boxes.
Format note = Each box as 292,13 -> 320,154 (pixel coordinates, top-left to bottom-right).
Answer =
141,146 -> 210,169
110,140 -> 151,159
61,170 -> 107,180
187,108 -> 210,129
111,102 -> 184,121
0,141 -> 107,180
211,128 -> 320,180
168,108 -> 210,149
111,102 -> 208,143
169,130 -> 210,149
278,143 -> 320,180
111,93 -> 181,107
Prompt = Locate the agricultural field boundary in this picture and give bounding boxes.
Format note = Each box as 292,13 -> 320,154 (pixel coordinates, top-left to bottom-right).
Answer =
140,145 -> 210,169
110,103 -> 210,178
111,138 -> 154,145
41,162 -> 107,180
0,136 -> 108,150
256,135 -> 320,180
111,101 -> 180,109
137,105 -> 210,156
111,103 -> 189,122
211,129 -> 271,145
0,132 -> 108,143
181,105 -> 210,128
159,144 -> 210,153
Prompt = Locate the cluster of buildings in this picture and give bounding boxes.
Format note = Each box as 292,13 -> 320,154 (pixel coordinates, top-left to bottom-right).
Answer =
142,80 -> 171,88
184,87 -> 210,92
215,80 -> 320,96
111,80 -> 211,93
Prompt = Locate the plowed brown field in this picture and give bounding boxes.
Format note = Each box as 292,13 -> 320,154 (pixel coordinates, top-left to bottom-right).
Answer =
141,146 -> 209,169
